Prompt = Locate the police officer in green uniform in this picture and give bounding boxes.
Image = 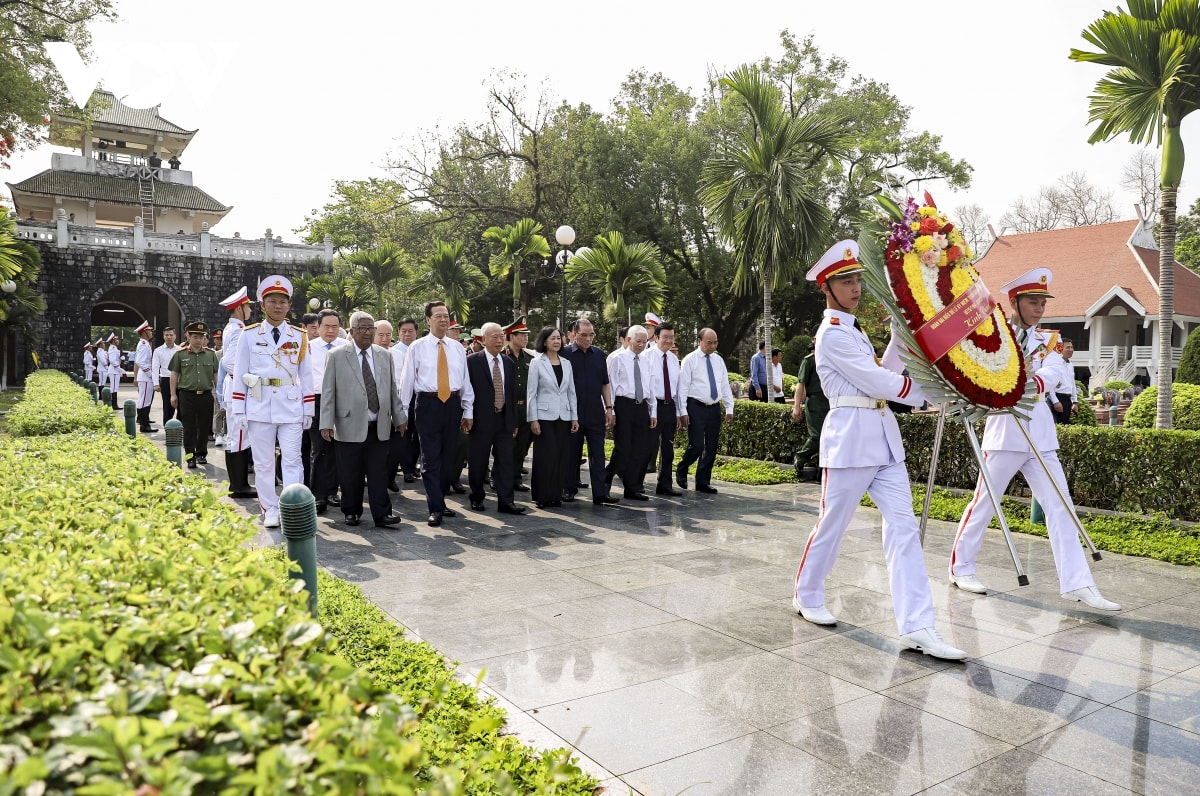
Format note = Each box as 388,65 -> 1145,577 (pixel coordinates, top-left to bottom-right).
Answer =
503,316 -> 534,491
791,342 -> 827,481
169,321 -> 221,468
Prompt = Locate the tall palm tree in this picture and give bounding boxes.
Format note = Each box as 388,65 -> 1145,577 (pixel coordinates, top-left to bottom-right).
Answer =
482,218 -> 551,319
308,261 -> 372,320
346,243 -> 409,319
420,239 -> 488,323
565,231 -> 666,324
0,213 -> 28,282
1071,0 -> 1200,429
0,219 -> 45,390
700,65 -> 849,395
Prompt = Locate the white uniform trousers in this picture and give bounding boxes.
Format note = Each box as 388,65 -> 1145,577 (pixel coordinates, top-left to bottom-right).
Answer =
794,461 -> 936,635
137,380 -> 154,409
109,370 -> 121,399
247,420 -> 303,515
223,375 -> 251,453
85,365 -> 94,382
950,449 -> 1094,594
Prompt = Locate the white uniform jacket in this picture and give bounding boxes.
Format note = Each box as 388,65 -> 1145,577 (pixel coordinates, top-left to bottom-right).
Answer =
134,338 -> 154,383
109,346 -> 124,376
981,326 -> 1068,453
95,347 -> 109,374
230,322 -> 314,423
816,309 -> 927,468
84,350 -> 94,375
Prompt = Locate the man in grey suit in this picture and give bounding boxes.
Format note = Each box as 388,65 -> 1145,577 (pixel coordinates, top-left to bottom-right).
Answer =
319,311 -> 405,528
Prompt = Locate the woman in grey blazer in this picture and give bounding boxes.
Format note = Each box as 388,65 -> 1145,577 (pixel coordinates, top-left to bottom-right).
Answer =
527,326 -> 579,507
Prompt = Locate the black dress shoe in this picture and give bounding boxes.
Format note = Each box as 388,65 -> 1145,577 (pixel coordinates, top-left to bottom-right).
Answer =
656,486 -> 684,497
470,500 -> 486,511
327,495 -> 340,507
404,473 -> 416,483
427,512 -> 442,527
577,481 -> 589,489
550,500 -> 562,507
345,515 -> 360,526
387,480 -> 400,493
187,458 -> 198,469
374,514 -> 401,527
514,482 -> 530,492
450,482 -> 467,494
624,491 -> 650,501
676,471 -> 687,489
593,495 -> 620,506
696,485 -> 719,494
498,503 -> 526,514
561,493 -> 576,502
228,489 -> 258,498
196,456 -> 207,465
535,501 -> 547,509
441,508 -> 458,518
315,501 -> 328,514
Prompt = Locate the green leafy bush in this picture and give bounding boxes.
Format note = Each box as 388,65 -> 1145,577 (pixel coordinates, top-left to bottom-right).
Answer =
716,399 -> 806,462
1177,330 -> 1200,384
1104,380 -> 1134,391
1123,382 -> 1200,430
1071,398 -> 1099,426
0,400 -> 596,791
4,370 -> 113,437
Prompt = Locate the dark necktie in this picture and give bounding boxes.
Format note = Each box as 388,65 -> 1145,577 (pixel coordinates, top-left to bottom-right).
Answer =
1018,327 -> 1029,349
633,354 -> 643,401
361,350 -> 380,413
662,353 -> 672,403
853,318 -> 862,331
492,356 -> 503,411
272,326 -> 280,344
325,342 -> 332,350
705,354 -> 718,400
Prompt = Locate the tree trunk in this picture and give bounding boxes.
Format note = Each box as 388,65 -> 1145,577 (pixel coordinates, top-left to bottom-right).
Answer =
1156,187 -> 1176,429
514,268 -> 523,322
763,269 -> 774,398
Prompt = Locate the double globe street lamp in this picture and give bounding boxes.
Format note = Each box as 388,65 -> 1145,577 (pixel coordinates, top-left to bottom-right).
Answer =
546,225 -> 589,331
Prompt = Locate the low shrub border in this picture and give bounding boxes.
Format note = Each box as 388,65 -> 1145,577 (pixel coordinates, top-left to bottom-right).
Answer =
0,379 -> 597,793
4,370 -> 113,437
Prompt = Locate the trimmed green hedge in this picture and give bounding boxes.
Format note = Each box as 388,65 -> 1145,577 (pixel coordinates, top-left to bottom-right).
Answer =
1123,382 -> 1200,430
0,385 -> 596,792
4,370 -> 113,437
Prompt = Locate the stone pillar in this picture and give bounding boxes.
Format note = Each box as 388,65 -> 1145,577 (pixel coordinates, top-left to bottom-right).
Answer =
264,229 -> 274,262
200,222 -> 211,258
134,216 -> 145,252
323,233 -> 333,265
56,208 -> 68,248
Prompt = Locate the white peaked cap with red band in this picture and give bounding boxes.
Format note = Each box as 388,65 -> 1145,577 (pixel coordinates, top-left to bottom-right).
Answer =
1001,267 -> 1054,301
806,239 -> 864,286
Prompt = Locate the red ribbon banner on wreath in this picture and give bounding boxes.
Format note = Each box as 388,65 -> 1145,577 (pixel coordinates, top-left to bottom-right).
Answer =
913,280 -> 996,362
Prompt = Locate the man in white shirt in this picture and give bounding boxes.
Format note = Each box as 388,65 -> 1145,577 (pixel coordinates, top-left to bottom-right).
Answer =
397,301 -> 475,527
608,324 -> 657,500
676,328 -> 735,494
648,322 -> 684,496
1053,338 -> 1078,424
309,309 -> 347,513
391,317 -> 421,484
152,327 -> 179,425
83,342 -> 95,383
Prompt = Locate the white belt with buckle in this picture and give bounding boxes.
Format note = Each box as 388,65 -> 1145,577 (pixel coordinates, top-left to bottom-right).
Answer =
830,395 -> 887,410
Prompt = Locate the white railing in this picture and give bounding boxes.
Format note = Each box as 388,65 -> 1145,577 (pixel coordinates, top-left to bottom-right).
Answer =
13,216 -> 332,265
1117,359 -> 1137,383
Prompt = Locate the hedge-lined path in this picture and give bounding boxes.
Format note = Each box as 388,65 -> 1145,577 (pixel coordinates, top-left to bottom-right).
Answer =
128,383 -> 1200,795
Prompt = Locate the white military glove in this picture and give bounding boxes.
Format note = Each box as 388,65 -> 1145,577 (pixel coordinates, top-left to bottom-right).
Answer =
302,416 -> 312,430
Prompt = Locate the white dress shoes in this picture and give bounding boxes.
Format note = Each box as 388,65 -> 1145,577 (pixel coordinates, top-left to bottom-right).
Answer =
1063,586 -> 1120,611
900,627 -> 967,660
263,512 -> 280,528
793,596 -> 837,626
949,572 -> 988,594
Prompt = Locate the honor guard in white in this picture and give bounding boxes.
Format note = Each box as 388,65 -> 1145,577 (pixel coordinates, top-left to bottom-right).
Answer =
792,240 -> 966,661
83,342 -> 95,382
94,338 -> 109,389
949,268 -> 1119,610
134,320 -> 158,432
230,275 -> 314,526
219,286 -> 257,498
106,333 -> 122,408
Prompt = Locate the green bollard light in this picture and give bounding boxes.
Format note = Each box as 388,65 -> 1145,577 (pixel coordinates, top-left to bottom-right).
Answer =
1031,498 -> 1044,525
279,483 -> 319,618
85,381 -> 97,401
164,419 -> 184,468
100,386 -> 111,407
1109,405 -> 1119,426
123,399 -> 137,438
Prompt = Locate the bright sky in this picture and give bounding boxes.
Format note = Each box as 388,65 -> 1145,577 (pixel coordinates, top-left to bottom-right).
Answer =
6,0 -> 1198,243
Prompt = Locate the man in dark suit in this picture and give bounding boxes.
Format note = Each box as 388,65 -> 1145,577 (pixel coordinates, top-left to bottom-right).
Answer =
561,318 -> 619,506
466,322 -> 526,514
319,311 -> 405,528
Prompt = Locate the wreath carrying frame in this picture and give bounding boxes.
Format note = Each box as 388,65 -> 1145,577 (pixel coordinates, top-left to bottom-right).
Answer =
857,197 -> 1100,587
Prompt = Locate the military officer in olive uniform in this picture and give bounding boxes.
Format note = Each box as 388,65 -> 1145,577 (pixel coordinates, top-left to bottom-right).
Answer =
230,275 -> 314,528
503,316 -> 534,491
791,342 -> 826,480
169,321 -> 220,468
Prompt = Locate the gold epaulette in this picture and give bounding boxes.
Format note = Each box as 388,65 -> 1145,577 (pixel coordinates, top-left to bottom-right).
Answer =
244,323 -> 261,330
292,326 -> 308,364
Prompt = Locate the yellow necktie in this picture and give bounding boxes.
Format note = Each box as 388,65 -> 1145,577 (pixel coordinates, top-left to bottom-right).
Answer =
437,340 -> 451,401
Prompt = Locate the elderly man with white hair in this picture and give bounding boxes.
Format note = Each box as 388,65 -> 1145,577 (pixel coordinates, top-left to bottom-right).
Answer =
607,324 -> 657,500
465,322 -> 526,514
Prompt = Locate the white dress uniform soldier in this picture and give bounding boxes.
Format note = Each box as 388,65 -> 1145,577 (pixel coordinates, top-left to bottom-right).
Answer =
949,268 -> 1120,610
134,320 -> 158,433
220,286 -> 257,498
106,333 -> 122,408
83,342 -> 95,382
792,240 -> 966,661
94,339 -> 108,390
230,275 -> 314,527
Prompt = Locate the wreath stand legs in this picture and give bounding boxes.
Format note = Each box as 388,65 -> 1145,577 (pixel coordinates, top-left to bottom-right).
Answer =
918,405 -> 947,545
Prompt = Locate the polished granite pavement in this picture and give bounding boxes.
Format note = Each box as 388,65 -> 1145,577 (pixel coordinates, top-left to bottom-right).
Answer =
135,389 -> 1200,796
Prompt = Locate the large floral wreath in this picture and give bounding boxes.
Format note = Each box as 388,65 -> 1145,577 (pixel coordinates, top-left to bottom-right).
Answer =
858,192 -> 1028,411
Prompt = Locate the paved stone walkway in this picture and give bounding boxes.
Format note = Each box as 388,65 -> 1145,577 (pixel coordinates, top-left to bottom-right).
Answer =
131,387 -> 1200,796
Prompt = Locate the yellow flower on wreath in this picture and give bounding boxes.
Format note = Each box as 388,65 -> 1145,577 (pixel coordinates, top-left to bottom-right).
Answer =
913,237 -> 937,255
918,206 -> 939,218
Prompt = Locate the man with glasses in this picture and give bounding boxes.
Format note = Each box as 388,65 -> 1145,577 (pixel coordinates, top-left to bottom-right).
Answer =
397,301 -> 475,526
562,318 -> 619,506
